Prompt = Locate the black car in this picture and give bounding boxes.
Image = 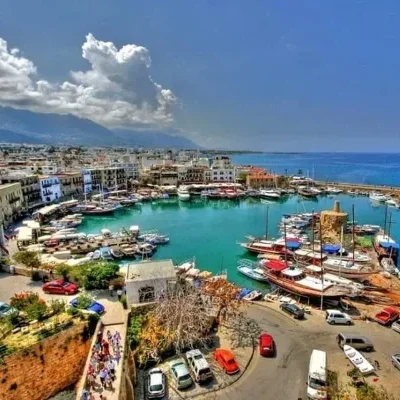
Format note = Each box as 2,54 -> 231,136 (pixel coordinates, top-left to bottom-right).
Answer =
279,303 -> 305,319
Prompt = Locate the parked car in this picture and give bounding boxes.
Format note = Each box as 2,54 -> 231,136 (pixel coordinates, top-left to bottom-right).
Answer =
186,349 -> 213,383
259,333 -> 275,357
0,302 -> 18,318
69,298 -> 104,314
42,280 -> 78,295
374,307 -> 399,326
392,354 -> 400,370
147,367 -> 166,399
279,303 -> 305,319
169,359 -> 193,390
336,333 -> 373,352
214,348 -> 240,374
325,309 -> 353,325
392,320 -> 400,334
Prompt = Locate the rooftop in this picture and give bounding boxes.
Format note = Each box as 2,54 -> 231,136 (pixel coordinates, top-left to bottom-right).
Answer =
126,259 -> 176,281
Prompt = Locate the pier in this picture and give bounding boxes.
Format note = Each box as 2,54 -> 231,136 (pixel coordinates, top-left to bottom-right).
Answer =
315,180 -> 400,195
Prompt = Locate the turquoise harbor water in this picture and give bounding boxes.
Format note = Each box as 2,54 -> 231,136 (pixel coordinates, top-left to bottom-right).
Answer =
78,194 -> 399,291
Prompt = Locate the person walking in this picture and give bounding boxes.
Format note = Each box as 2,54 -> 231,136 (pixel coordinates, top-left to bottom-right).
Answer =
117,288 -> 123,301
108,283 -> 114,297
49,268 -> 54,280
99,367 -> 108,388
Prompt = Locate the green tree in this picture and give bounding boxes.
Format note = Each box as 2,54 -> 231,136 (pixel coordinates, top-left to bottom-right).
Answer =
82,261 -> 120,290
297,169 -> 303,176
75,293 -> 94,310
13,251 -> 41,271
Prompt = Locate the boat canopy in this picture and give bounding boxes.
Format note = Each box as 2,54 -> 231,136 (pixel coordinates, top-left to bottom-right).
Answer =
17,227 -> 32,242
322,244 -> 341,253
379,241 -> 400,249
263,260 -> 287,271
286,241 -> 301,250
295,249 -> 326,260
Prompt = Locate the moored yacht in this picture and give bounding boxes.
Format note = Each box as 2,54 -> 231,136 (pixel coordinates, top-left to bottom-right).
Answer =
369,192 -> 387,202
259,189 -> 281,200
177,186 -> 191,201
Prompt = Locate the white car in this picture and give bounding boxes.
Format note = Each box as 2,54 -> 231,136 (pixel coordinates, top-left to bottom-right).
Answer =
392,320 -> 400,334
169,358 -> 193,390
325,309 -> 352,325
147,368 -> 165,399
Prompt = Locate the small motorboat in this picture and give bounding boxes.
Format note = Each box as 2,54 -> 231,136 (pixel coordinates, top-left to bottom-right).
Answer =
135,243 -> 155,257
100,246 -> 113,261
381,257 -> 396,274
110,248 -> 124,259
243,290 -> 263,301
343,345 -> 375,375
91,250 -> 101,260
237,265 -> 269,282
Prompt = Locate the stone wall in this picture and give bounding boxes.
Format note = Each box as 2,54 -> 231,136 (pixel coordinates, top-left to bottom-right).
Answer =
0,323 -> 91,400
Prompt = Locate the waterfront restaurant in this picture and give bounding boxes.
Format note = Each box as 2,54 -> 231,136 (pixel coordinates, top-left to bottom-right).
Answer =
125,259 -> 177,305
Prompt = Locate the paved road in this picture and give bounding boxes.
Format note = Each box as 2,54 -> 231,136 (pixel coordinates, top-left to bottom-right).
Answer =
206,303 -> 400,400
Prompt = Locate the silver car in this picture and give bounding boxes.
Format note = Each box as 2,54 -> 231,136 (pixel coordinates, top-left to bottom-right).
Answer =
392,354 -> 400,370
169,359 -> 193,390
392,320 -> 400,334
147,368 -> 165,399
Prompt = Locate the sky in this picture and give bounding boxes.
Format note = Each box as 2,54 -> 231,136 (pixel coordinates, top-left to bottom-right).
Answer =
0,0 -> 400,151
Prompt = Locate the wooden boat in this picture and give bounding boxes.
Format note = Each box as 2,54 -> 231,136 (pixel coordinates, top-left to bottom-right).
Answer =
374,233 -> 399,264
298,188 -> 318,198
120,244 -> 136,257
239,239 -> 294,258
260,260 -> 354,299
343,345 -> 375,375
322,259 -> 376,282
237,261 -> 269,282
381,257 -> 396,274
110,248 -> 124,259
243,290 -> 262,301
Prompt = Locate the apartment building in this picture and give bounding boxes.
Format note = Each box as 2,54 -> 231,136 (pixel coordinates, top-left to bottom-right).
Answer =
0,183 -> 23,228
177,166 -> 207,183
207,155 -> 236,183
82,169 -> 92,193
57,172 -> 83,197
0,174 -> 41,208
88,167 -> 127,190
39,176 -> 62,203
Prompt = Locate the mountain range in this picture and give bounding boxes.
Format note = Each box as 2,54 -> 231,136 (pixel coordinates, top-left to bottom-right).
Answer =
0,107 -> 199,149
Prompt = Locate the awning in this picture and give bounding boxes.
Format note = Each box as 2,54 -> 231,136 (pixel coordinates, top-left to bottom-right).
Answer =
286,241 -> 301,250
263,260 -> 287,271
379,241 -> 400,249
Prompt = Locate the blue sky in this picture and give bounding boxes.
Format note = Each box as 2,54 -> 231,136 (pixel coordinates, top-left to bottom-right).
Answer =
1,1 -> 399,151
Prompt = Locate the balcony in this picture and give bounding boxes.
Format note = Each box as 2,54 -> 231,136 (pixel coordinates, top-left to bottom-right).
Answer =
41,183 -> 52,188
9,197 -> 21,204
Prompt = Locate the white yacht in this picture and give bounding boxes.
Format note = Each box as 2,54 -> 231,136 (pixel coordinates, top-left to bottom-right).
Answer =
259,189 -> 281,200
369,192 -> 387,202
326,186 -> 343,194
386,198 -> 399,208
177,186 -> 191,201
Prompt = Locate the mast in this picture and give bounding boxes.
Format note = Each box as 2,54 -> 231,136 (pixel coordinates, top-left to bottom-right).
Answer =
311,209 -> 315,253
384,204 -> 388,235
265,205 -> 269,240
352,204 -> 355,266
339,224 -> 344,278
319,218 -> 324,311
388,212 -> 392,238
284,223 -> 288,267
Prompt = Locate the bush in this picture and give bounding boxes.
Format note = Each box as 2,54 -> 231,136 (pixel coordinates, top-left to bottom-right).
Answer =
120,294 -> 128,309
75,293 -> 94,310
82,261 -> 120,290
50,299 -> 66,315
128,314 -> 145,348
13,251 -> 41,270
55,264 -> 71,280
0,311 -> 21,330
110,277 -> 125,290
10,292 -> 48,321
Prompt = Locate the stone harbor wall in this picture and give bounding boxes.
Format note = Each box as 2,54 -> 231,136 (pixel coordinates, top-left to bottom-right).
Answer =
0,323 -> 91,400
320,210 -> 348,243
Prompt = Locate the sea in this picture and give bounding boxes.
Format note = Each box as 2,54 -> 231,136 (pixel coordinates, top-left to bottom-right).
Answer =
231,152 -> 400,187
78,153 -> 400,292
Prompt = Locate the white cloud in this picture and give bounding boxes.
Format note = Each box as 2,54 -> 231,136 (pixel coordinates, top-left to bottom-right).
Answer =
0,33 -> 177,127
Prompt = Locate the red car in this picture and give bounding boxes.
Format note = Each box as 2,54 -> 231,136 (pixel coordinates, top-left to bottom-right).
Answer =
42,280 -> 78,295
259,333 -> 274,357
374,307 -> 399,326
214,348 -> 240,374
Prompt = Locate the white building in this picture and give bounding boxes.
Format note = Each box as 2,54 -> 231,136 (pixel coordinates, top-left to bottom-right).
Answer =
81,169 -> 92,193
208,155 -> 236,182
39,176 -> 62,203
125,260 -> 177,305
26,164 -> 61,175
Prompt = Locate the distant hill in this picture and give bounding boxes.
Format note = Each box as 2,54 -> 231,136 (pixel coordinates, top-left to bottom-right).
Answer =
0,107 -> 199,148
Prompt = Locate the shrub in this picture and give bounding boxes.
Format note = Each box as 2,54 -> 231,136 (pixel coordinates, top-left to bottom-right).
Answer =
75,293 -> 94,310
120,294 -> 128,309
13,251 -> 41,270
55,264 -> 71,280
0,311 -> 21,330
82,261 -> 120,290
110,277 -> 125,290
128,314 -> 145,348
10,292 -> 48,321
50,299 -> 66,315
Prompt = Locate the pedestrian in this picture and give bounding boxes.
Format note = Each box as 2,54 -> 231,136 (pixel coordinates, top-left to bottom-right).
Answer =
102,339 -> 110,356
105,374 -> 113,389
114,349 -> 121,364
109,283 -> 114,297
87,373 -> 96,390
106,358 -> 115,379
117,288 -> 123,301
99,367 -> 108,387
49,268 -> 54,280
81,389 -> 89,400
88,392 -> 95,400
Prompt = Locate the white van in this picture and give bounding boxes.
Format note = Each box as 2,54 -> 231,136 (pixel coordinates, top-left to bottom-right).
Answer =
307,350 -> 327,400
325,309 -> 352,325
185,349 -> 213,383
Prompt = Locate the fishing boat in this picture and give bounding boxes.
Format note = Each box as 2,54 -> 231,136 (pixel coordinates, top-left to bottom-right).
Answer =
139,233 -> 170,245
237,260 -> 269,282
373,233 -> 399,264
120,244 -> 137,257
239,239 -> 294,259
100,246 -> 113,261
343,345 -> 375,375
243,290 -> 263,301
79,204 -> 117,215
259,189 -> 281,200
110,248 -> 124,259
260,260 -> 354,299
136,243 -> 155,257
175,258 -> 196,272
321,259 -> 375,281
178,186 -> 191,201
325,187 -> 343,194
386,198 -> 399,208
